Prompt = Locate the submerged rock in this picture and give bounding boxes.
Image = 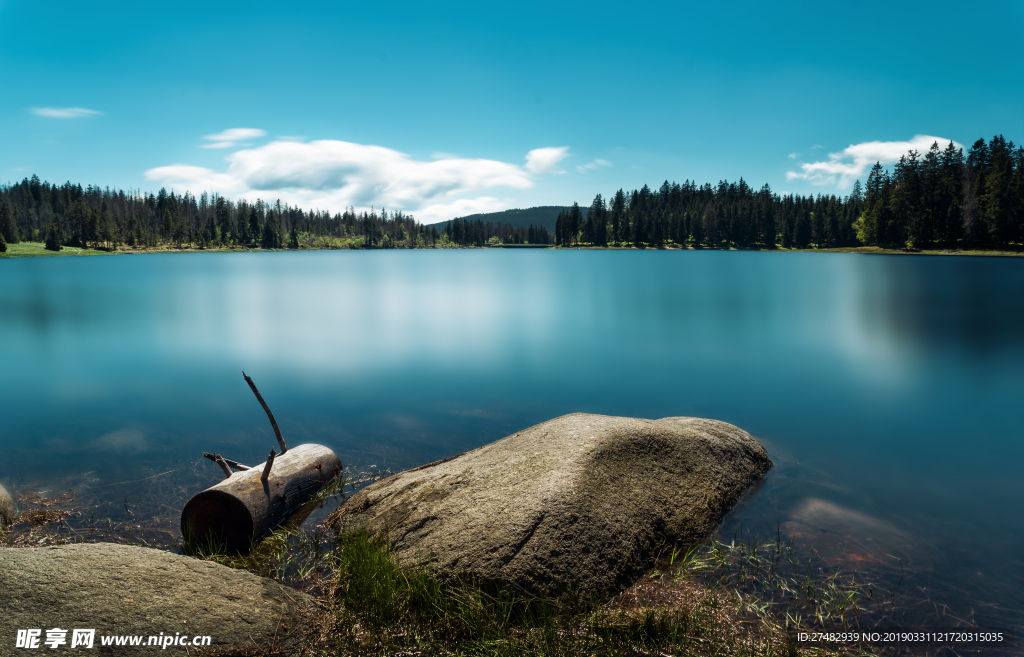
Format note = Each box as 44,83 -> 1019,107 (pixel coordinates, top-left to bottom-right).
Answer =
0,483 -> 15,526
0,543 -> 309,654
328,413 -> 771,598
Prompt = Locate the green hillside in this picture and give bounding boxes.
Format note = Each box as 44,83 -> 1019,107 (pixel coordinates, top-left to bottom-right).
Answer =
427,206 -> 586,233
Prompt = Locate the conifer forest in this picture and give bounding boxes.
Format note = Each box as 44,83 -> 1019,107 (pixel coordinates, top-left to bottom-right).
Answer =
0,135 -> 1020,253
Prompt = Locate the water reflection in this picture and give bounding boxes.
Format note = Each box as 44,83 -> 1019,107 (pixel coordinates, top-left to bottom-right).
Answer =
781,497 -> 914,565
0,250 -> 1021,632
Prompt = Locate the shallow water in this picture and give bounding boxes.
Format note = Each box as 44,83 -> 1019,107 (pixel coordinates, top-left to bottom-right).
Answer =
2,250 -> 1022,633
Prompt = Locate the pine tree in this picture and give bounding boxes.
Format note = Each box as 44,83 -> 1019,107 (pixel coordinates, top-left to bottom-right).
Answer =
780,197 -> 794,248
289,225 -> 300,249
44,223 -> 62,251
702,203 -> 718,246
849,180 -> 864,204
99,212 -> 114,250
862,162 -> 886,245
582,206 -> 594,244
794,202 -> 811,249
0,201 -> 19,244
204,215 -> 216,245
633,212 -> 647,247
215,196 -> 231,244
235,205 -> 249,245
940,142 -> 964,247
651,209 -> 665,247
809,196 -> 824,247
726,205 -> 741,247
826,197 -> 840,247
962,165 -> 981,247
893,151 -> 923,247
159,209 -> 173,243
759,184 -> 775,248
84,207 -> 97,249
611,189 -> 625,244
983,135 -> 1014,245
29,174 -> 42,205
568,203 -> 583,246
0,230 -> 6,253
691,207 -> 705,246
65,199 -> 82,247
966,138 -> 990,192
27,209 -> 39,242
262,216 -> 282,249
96,202 -> 114,250
590,194 -> 608,246
1013,145 -> 1024,246
249,208 -> 260,246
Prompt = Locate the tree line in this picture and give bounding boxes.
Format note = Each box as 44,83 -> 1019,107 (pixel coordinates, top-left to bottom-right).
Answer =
1,135 -> 1018,254
440,218 -> 551,246
554,135 -> 1022,250
0,180 -> 550,252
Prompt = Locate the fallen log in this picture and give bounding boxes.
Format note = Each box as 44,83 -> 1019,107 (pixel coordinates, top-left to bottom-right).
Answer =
181,443 -> 341,552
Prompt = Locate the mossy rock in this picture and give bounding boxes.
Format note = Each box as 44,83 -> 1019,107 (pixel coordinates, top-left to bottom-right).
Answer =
329,413 -> 771,598
0,543 -> 309,654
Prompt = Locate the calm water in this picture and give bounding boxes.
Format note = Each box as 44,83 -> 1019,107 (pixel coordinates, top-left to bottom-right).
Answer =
2,250 -> 1022,632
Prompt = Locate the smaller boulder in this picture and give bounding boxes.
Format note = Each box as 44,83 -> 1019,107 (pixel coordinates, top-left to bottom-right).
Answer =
0,483 -> 15,526
0,543 -> 310,654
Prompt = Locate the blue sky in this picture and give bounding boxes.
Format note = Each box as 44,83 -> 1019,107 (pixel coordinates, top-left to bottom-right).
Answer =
1,0 -> 1021,223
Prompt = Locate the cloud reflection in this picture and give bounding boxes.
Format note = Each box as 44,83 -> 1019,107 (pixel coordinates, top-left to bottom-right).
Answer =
156,253 -> 558,372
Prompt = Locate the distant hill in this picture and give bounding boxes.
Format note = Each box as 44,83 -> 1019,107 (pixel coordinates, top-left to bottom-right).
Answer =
426,206 -> 586,234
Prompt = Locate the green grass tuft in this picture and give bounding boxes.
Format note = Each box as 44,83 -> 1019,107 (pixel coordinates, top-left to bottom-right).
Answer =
303,529 -> 854,656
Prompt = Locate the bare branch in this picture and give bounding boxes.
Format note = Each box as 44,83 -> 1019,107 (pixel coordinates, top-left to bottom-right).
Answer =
261,449 -> 276,483
242,371 -> 288,454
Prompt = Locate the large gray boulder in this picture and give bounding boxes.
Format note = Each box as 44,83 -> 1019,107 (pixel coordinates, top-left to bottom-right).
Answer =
0,543 -> 310,655
329,413 -> 771,598
0,483 -> 15,526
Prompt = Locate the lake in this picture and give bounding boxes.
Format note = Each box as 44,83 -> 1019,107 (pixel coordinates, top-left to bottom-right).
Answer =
2,249 -> 1022,634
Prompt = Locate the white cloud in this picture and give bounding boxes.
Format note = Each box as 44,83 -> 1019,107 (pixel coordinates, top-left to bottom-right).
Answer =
204,128 -> 267,141
143,165 -> 243,195
787,152 -> 799,159
525,146 -> 570,174
145,138 -> 535,222
575,158 -> 612,173
201,128 -> 267,149
786,135 -> 964,189
810,144 -> 823,149
29,107 -> 102,118
415,197 -> 514,224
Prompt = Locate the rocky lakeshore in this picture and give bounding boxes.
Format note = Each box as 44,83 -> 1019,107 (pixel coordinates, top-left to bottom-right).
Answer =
1,413 -> 774,656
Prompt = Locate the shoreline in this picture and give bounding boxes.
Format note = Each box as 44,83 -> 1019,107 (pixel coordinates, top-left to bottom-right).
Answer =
1,480 -> 994,657
3,240 -> 1022,259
